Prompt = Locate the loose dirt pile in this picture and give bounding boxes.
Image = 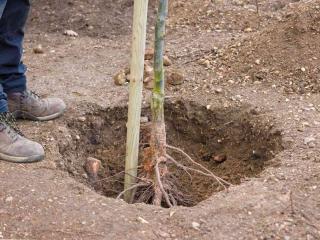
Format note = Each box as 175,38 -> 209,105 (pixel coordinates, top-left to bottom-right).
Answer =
199,0 -> 320,94
168,0 -> 298,31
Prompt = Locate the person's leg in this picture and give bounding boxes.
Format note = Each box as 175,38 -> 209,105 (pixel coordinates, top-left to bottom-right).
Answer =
0,0 -> 44,163
0,85 -> 8,112
0,0 -> 66,121
0,0 -> 8,113
0,0 -> 7,18
0,0 -> 29,93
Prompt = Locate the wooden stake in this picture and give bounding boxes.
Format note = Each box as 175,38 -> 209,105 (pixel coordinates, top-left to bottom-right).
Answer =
124,0 -> 149,203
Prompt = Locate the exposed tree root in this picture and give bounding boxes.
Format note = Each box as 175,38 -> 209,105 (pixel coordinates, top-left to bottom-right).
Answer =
166,145 -> 232,188
112,120 -> 232,207
155,161 -> 173,207
116,183 -> 149,200
118,142 -> 232,207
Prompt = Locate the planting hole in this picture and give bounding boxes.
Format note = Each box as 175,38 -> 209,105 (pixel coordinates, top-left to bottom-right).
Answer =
58,100 -> 283,207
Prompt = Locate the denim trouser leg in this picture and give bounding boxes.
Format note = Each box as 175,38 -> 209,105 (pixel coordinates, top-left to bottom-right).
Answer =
0,0 -> 8,112
0,0 -> 30,112
0,1 -> 6,18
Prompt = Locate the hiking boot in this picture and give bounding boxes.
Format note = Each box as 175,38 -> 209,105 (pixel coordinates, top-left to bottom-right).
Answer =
0,113 -> 44,163
8,90 -> 66,121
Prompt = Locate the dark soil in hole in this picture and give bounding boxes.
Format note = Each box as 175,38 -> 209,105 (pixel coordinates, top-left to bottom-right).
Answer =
59,100 -> 283,207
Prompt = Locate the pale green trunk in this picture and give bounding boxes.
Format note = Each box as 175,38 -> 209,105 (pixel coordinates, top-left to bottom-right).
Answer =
151,0 -> 169,206
151,0 -> 168,122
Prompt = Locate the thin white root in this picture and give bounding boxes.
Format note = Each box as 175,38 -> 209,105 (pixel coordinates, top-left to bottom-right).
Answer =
116,183 -> 148,200
166,145 -> 232,188
155,162 -> 173,207
166,154 -> 227,190
95,165 -> 143,183
166,154 -> 193,180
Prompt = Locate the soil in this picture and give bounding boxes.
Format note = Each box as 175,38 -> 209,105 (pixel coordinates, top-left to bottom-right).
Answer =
60,100 -> 282,207
1,0 -> 320,239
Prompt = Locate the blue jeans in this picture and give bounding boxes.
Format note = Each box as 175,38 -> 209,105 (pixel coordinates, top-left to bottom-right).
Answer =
0,0 -> 29,112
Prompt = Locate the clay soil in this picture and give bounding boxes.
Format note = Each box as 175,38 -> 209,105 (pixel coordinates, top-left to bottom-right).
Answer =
1,0 -> 320,239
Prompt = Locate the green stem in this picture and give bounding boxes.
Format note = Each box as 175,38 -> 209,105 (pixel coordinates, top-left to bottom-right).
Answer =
152,0 -> 168,122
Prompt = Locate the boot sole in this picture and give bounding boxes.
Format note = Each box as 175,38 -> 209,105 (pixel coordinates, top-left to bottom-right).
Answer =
12,109 -> 65,121
0,152 -> 44,163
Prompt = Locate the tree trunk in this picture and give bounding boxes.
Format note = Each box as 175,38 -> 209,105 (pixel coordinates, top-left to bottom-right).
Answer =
150,0 -> 169,206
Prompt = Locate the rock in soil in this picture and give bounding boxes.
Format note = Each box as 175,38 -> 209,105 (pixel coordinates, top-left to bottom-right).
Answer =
145,48 -> 154,60
33,44 -> 44,54
163,55 -> 173,66
167,68 -> 185,85
144,63 -> 154,77
143,76 -> 154,89
113,70 -> 128,86
212,154 -> 227,163
63,29 -> 79,37
84,157 -> 101,183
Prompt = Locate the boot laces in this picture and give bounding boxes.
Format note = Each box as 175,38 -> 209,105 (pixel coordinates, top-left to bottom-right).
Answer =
0,113 -> 24,140
22,90 -> 41,101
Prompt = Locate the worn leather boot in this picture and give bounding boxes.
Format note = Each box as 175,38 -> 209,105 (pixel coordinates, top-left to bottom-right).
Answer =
0,113 -> 44,163
8,90 -> 66,121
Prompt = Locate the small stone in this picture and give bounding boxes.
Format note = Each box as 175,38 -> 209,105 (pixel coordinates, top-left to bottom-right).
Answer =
78,116 -> 86,122
143,76 -> 154,89
5,196 -> 13,202
192,222 -> 200,230
169,210 -> 176,217
308,142 -> 316,148
163,55 -> 172,66
302,121 -> 310,127
75,135 -> 80,140
215,88 -> 223,93
252,150 -> 263,159
137,217 -> 149,224
144,48 -> 154,60
255,59 -> 261,65
84,157 -> 101,181
63,29 -> 78,37
144,63 -> 154,77
167,68 -> 184,85
113,70 -> 128,86
33,44 -> 44,54
228,80 -> 235,84
244,27 -> 252,32
212,154 -> 227,163
301,67 -> 306,72
304,136 -> 316,145
204,59 -> 211,68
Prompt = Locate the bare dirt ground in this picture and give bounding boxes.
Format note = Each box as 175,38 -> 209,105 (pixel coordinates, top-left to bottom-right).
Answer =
1,0 -> 320,239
